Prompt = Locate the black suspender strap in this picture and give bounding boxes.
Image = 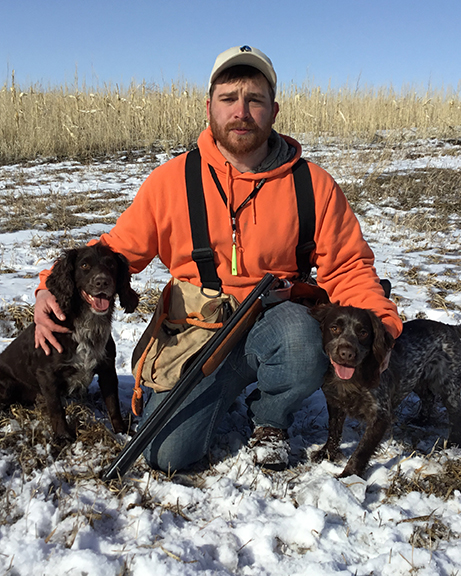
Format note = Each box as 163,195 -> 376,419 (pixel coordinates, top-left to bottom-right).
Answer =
292,158 -> 315,277
185,148 -> 222,293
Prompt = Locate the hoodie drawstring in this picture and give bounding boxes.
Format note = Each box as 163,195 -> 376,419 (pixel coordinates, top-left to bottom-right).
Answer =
208,164 -> 266,277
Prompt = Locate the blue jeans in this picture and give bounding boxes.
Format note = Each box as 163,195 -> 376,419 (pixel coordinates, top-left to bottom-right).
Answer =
141,301 -> 329,472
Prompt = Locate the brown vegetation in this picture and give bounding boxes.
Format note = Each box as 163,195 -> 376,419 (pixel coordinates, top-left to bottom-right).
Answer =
1,73 -> 460,164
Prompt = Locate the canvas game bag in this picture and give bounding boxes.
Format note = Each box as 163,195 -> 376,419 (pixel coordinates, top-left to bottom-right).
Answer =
131,277 -> 239,414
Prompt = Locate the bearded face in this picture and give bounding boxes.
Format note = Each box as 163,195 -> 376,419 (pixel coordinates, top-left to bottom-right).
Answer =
209,113 -> 273,156
207,75 -> 278,159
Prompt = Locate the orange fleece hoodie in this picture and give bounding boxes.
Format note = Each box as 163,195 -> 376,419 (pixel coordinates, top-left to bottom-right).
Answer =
38,127 -> 402,338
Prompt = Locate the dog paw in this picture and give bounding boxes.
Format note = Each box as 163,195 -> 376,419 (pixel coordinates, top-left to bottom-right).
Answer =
337,462 -> 366,479
109,417 -> 135,437
111,419 -> 126,435
311,448 -> 327,463
447,436 -> 461,448
311,446 -> 340,463
53,428 -> 76,445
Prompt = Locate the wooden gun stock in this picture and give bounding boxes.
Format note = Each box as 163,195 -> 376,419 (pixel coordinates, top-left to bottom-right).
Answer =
202,297 -> 263,377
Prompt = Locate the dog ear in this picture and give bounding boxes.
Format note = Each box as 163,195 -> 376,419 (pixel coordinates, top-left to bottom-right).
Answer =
45,249 -> 79,314
114,252 -> 139,313
310,303 -> 333,325
368,310 -> 395,367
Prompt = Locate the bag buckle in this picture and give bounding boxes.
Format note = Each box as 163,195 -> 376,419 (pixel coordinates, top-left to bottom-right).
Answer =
200,285 -> 223,298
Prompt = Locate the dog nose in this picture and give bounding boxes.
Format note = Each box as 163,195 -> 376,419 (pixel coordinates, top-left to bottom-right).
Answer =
338,346 -> 356,363
92,273 -> 111,291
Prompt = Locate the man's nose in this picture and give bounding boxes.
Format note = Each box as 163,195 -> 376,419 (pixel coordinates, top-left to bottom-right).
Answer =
233,98 -> 250,119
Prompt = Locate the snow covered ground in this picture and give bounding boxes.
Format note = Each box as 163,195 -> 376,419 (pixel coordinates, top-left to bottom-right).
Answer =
0,139 -> 460,575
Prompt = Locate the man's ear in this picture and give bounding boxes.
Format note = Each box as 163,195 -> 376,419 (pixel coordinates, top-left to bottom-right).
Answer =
272,101 -> 279,123
206,98 -> 211,121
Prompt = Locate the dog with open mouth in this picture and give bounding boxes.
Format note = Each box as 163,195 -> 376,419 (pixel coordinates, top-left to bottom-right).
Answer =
311,304 -> 461,478
310,304 -> 394,477
0,243 -> 139,442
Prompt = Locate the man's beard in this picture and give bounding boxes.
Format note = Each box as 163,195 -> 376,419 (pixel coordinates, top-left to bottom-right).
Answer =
209,115 -> 273,156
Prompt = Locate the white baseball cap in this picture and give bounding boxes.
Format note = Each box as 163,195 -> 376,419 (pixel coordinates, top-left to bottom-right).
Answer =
208,45 -> 277,94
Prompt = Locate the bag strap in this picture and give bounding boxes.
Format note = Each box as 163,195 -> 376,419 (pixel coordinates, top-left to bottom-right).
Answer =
132,310 -> 168,416
131,278 -> 173,415
292,157 -> 315,277
185,148 -> 316,283
185,148 -> 223,293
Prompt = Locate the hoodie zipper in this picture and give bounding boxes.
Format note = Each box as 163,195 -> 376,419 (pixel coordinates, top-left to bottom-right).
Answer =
208,165 -> 266,276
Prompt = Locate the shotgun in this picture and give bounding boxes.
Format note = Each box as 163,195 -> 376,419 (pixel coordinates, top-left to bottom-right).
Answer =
102,273 -> 285,481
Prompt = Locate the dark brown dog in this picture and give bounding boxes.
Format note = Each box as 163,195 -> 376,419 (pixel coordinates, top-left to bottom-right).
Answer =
0,243 -> 139,442
311,304 -> 394,477
312,305 -> 461,477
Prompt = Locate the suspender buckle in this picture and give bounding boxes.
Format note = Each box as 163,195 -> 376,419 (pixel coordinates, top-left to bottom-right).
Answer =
191,247 -> 215,263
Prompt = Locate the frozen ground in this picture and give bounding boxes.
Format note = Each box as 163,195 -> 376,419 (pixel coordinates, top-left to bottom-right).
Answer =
0,139 -> 460,575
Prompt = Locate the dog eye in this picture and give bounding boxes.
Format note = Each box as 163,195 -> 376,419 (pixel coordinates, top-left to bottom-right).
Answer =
80,263 -> 91,270
330,325 -> 341,335
358,329 -> 368,339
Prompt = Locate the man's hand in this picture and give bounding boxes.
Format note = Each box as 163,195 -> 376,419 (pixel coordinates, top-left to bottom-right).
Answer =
34,290 -> 71,355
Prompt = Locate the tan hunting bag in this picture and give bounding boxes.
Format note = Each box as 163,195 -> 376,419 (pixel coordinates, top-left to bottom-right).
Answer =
131,278 -> 239,415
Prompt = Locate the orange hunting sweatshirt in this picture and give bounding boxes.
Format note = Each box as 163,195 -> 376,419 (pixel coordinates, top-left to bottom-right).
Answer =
38,127 -> 402,338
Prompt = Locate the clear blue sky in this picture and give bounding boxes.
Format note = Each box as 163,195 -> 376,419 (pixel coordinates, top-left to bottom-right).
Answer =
2,0 -> 460,92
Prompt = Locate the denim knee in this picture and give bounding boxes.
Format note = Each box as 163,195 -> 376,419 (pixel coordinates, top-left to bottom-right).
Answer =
139,343 -> 252,473
140,391 -> 213,472
143,427 -> 202,473
246,300 -> 328,386
244,301 -> 329,429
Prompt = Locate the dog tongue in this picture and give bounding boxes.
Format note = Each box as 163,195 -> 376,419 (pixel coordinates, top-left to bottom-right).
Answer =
91,296 -> 110,311
332,360 -> 355,380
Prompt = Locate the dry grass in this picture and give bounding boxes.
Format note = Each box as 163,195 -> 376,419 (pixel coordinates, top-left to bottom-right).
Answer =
0,402 -> 120,478
1,75 -> 206,164
135,287 -> 162,315
409,518 -> 456,551
385,458 -> 461,550
276,82 -> 461,145
387,458 -> 461,501
0,400 -> 194,532
0,187 -> 131,233
1,73 -> 460,164
398,265 -> 461,313
0,302 -> 34,336
344,167 -> 461,218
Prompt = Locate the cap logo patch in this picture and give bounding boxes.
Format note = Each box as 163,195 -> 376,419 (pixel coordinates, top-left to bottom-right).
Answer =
239,45 -> 252,52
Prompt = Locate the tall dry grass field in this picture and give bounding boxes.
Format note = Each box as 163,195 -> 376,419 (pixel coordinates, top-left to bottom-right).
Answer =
1,75 -> 207,164
277,82 -> 461,144
1,72 -> 460,164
